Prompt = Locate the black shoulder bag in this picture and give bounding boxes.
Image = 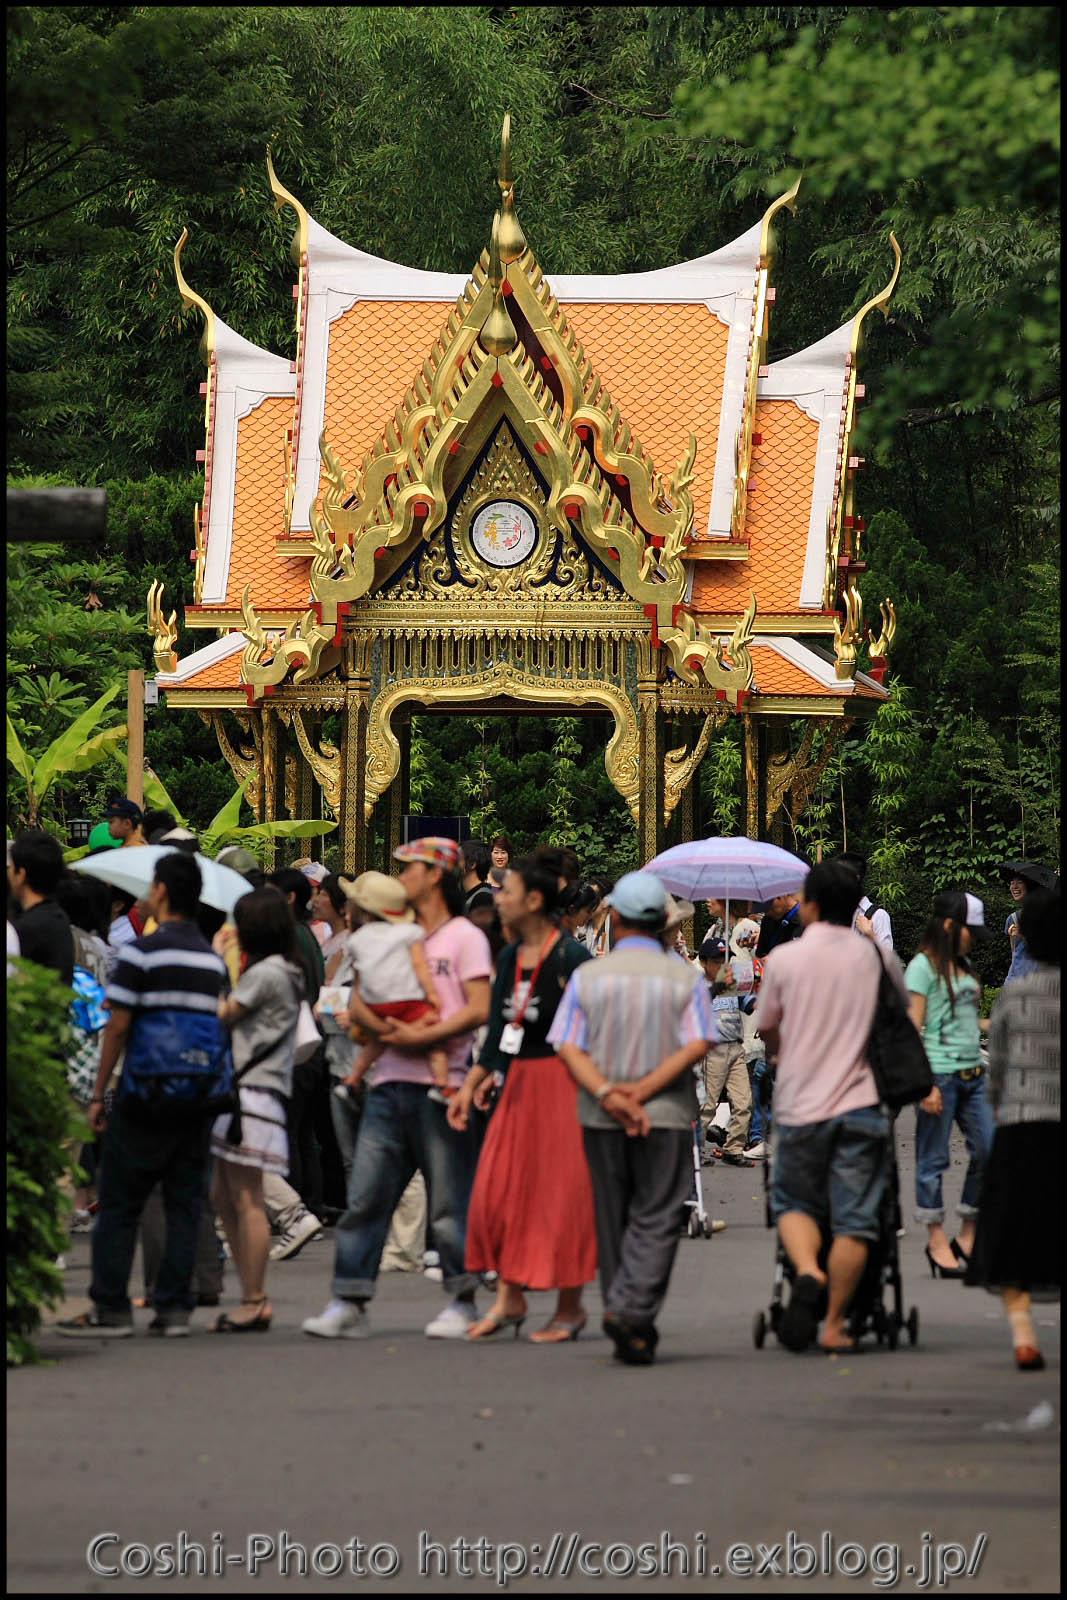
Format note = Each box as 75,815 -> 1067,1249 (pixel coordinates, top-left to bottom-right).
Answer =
865,947 -> 934,1111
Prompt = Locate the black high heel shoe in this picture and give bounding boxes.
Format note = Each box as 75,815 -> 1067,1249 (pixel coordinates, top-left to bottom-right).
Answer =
925,1245 -> 966,1279
949,1237 -> 971,1266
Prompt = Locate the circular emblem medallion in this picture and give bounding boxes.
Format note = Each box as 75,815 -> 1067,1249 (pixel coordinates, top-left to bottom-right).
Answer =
470,500 -> 537,567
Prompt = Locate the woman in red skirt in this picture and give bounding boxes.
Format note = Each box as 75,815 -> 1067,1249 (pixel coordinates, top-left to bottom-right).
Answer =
448,850 -> 596,1342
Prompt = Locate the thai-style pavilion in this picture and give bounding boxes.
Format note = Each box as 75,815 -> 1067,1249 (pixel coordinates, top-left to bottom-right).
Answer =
153,121 -> 899,872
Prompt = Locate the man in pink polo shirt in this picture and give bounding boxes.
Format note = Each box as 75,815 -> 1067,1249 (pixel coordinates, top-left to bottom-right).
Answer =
302,838 -> 492,1343
754,859 -> 909,1353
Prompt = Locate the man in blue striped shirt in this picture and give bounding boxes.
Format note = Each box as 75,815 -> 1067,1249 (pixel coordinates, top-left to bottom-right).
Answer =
58,853 -> 227,1339
549,872 -> 716,1365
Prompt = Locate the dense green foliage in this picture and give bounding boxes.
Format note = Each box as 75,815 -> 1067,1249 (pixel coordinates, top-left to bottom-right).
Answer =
6,6 -> 1059,931
7,960 -> 85,1366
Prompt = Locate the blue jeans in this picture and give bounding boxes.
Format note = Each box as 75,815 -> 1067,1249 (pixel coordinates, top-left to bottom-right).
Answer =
331,1081 -> 481,1302
747,1058 -> 770,1144
914,1071 -> 995,1224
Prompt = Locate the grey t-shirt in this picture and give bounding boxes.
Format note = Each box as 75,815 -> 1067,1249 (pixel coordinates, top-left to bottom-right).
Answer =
232,954 -> 303,1098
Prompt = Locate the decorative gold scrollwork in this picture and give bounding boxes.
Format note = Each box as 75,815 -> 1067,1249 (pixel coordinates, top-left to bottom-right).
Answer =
764,718 -> 843,831
867,597 -> 897,661
205,710 -> 262,822
832,585 -> 864,681
291,708 -> 342,814
146,581 -> 179,674
663,709 -> 726,828
364,668 -> 641,824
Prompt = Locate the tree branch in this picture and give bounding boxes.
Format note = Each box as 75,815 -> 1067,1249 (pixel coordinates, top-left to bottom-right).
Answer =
902,387 -> 1060,427
566,81 -> 674,119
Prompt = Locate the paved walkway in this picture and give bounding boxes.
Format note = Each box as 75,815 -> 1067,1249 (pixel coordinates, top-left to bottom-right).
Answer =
8,1135 -> 1059,1592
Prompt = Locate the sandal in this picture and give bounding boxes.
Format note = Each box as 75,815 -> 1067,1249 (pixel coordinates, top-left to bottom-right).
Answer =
778,1274 -> 824,1352
467,1308 -> 526,1340
209,1298 -> 272,1333
529,1314 -> 587,1344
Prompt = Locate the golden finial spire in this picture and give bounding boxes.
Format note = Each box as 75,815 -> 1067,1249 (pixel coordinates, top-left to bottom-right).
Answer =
851,233 -> 902,358
480,212 -> 518,357
266,147 -> 309,268
173,228 -> 216,362
495,113 -> 526,265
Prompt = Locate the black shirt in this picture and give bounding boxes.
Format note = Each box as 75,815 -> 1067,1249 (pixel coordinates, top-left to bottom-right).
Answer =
480,935 -> 592,1066
15,898 -> 75,986
464,883 -> 496,916
754,904 -> 802,960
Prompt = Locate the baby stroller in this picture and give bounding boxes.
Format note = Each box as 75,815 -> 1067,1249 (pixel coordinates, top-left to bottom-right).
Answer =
753,1123 -> 919,1351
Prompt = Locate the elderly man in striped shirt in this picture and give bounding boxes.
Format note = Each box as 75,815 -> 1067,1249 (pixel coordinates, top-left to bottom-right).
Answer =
549,872 -> 716,1365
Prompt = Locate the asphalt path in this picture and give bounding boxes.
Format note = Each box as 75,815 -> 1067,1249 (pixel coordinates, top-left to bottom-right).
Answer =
7,1130 -> 1059,1594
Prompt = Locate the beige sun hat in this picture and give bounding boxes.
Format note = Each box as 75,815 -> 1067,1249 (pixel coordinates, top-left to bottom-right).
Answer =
341,870 -> 414,923
663,893 -> 696,934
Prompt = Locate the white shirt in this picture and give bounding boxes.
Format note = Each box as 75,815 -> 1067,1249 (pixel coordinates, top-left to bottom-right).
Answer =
852,895 -> 894,953
347,921 -> 427,1006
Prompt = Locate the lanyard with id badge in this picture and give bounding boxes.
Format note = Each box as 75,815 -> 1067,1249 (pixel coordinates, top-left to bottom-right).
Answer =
499,930 -> 560,1055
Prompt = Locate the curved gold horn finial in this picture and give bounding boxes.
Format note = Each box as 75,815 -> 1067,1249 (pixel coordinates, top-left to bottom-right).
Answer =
759,175 -> 802,268
266,146 -> 309,267
480,213 -> 518,357
497,112 -> 514,194
851,232 -> 902,357
173,228 -> 216,361
495,112 -> 526,264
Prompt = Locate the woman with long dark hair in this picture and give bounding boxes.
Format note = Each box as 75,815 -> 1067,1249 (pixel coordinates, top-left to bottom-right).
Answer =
906,890 -> 995,1279
449,850 -> 596,1342
209,888 -> 303,1330
965,889 -> 1060,1368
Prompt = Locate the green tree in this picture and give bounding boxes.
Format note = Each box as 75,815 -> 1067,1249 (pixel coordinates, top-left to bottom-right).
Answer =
7,683 -> 127,831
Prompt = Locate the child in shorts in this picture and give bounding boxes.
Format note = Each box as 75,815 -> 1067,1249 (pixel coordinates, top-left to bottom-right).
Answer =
338,870 -> 453,1103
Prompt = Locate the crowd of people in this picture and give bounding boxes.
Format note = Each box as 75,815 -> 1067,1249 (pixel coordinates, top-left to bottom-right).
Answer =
5,798 -> 1060,1370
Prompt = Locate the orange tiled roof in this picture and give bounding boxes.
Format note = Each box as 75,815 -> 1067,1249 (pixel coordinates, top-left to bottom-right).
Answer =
317,301 -> 459,500
560,302 -> 727,535
167,646 -> 244,692
748,646 -> 885,699
691,398 -> 820,616
215,394 -> 310,610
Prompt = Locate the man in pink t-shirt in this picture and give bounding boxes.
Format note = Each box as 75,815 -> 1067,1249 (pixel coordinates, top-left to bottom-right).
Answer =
303,838 -> 491,1344
754,859 -> 906,1354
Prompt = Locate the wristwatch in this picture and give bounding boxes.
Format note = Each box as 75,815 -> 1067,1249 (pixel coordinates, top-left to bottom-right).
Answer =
594,1082 -> 613,1102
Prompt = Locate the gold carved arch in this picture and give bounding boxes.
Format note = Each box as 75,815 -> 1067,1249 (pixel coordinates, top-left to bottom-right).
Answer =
364,667 -> 641,825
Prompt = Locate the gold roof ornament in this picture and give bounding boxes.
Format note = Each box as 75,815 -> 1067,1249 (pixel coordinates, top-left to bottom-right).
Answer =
758,175 -> 802,270
495,113 -> 526,265
832,585 -> 864,681
173,229 -> 216,363
146,581 -> 179,674
868,598 -> 897,660
480,213 -> 518,357
266,147 -> 309,269
850,233 -> 902,360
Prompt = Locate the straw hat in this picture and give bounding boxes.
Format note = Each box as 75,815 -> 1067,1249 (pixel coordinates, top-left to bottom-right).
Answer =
663,893 -> 696,934
341,870 -> 414,923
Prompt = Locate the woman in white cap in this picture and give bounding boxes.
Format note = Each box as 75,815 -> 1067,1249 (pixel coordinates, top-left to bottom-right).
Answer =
907,890 -> 995,1279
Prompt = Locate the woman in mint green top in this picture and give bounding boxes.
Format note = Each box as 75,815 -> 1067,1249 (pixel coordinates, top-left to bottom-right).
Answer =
906,891 -> 994,1279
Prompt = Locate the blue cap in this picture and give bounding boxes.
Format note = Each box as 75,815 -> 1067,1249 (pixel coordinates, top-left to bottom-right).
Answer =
605,871 -> 668,926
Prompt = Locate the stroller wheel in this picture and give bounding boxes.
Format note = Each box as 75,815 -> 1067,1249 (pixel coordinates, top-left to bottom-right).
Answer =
886,1311 -> 901,1351
753,1311 -> 767,1349
702,1218 -> 715,1239
906,1307 -> 920,1346
687,1212 -> 700,1239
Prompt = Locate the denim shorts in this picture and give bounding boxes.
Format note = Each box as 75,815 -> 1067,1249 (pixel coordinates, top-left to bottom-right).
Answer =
772,1106 -> 890,1242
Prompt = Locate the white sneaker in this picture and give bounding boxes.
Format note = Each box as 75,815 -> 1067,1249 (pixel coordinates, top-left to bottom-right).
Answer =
743,1141 -> 768,1160
301,1299 -> 369,1339
423,1265 -> 444,1282
424,1299 -> 478,1339
270,1212 -> 323,1261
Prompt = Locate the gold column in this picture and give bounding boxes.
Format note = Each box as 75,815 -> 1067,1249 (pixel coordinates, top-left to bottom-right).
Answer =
637,689 -> 665,865
742,712 -> 759,841
339,689 -> 369,876
261,704 -> 280,870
